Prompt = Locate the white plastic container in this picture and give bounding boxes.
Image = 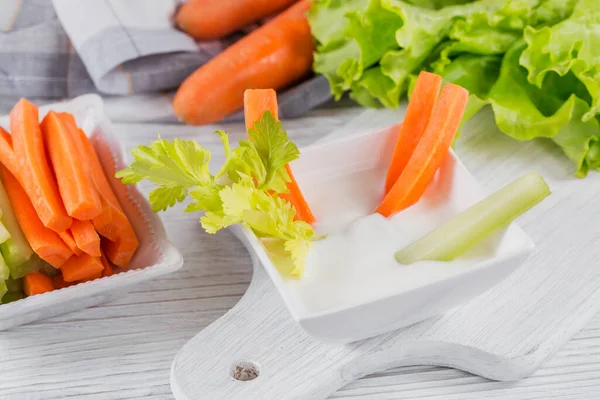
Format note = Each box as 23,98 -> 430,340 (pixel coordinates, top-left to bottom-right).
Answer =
0,94 -> 183,330
234,125 -> 535,343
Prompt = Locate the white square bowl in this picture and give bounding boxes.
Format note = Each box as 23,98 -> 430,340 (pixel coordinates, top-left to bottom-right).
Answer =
0,94 -> 183,330
234,125 -> 535,343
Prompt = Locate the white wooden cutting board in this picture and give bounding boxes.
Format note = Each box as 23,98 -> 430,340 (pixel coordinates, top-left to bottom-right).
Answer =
170,108 -> 600,400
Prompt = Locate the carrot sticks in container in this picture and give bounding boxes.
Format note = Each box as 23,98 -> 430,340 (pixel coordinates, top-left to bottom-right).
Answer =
0,98 -> 140,302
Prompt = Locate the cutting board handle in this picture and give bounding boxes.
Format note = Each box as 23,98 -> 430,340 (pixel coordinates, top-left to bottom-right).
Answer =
170,254 -> 347,400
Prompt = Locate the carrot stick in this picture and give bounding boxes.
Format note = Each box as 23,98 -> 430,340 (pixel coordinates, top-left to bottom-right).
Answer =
57,230 -> 83,256
71,219 -> 101,257
0,127 -> 19,180
10,99 -> 72,231
1,166 -> 73,268
101,253 -> 114,277
376,83 -> 469,217
74,129 -> 134,242
101,223 -> 138,268
60,253 -> 104,283
384,72 -> 442,194
52,274 -> 75,290
176,0 -> 298,40
74,130 -> 138,266
23,272 -> 54,296
243,89 -> 316,223
41,112 -> 102,220
173,0 -> 314,125
78,269 -> 103,283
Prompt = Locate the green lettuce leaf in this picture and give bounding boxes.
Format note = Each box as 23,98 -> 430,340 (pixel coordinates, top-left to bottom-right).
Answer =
117,111 -> 317,277
486,40 -> 600,176
521,0 -> 600,120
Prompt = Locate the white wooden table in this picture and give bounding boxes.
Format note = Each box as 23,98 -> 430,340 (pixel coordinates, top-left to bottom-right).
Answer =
1,105 -> 599,399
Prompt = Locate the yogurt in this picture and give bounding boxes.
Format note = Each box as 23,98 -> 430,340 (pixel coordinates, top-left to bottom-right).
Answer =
284,155 -> 503,315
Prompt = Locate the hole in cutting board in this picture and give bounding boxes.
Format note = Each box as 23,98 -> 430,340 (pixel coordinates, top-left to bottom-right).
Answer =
230,361 -> 260,381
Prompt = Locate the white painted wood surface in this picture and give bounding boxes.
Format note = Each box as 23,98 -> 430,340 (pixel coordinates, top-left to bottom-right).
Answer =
1,106 -> 600,399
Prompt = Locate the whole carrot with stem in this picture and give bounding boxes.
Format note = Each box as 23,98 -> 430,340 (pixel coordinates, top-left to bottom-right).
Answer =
176,0 -> 299,40
173,0 -> 314,126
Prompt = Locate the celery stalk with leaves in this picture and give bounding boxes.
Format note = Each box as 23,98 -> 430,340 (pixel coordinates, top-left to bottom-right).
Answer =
116,111 -> 317,278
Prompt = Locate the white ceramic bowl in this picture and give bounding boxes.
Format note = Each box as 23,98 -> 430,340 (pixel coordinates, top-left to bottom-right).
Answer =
0,94 -> 183,330
235,126 -> 535,343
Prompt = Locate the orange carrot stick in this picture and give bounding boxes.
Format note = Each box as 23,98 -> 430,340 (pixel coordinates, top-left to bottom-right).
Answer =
384,72 -> 442,194
78,269 -> 103,283
41,112 -> 102,220
1,166 -> 72,268
75,129 -> 134,242
100,253 -> 114,277
71,219 -> 101,257
173,0 -> 313,125
74,129 -> 139,266
60,253 -> 104,283
10,99 -> 72,231
53,274 -> 75,290
376,83 -> 469,217
0,127 -> 19,180
23,272 -> 54,296
243,89 -> 315,223
176,0 -> 298,40
101,223 -> 138,268
57,230 -> 83,256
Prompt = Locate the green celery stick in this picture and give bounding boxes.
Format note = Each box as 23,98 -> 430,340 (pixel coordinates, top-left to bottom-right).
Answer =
9,255 -> 44,280
0,252 -> 9,282
2,291 -> 24,303
0,179 -> 33,275
0,282 -> 6,303
5,277 -> 22,293
2,277 -> 24,304
395,172 -> 551,264
0,218 -> 10,245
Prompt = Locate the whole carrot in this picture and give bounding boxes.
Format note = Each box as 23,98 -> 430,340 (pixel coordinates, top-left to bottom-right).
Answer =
173,0 -> 314,126
176,0 -> 299,40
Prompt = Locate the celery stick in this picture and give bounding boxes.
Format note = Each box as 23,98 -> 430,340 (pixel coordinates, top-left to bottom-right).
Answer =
2,291 -> 24,303
0,282 -> 6,304
0,179 -> 33,273
0,252 -> 9,282
0,218 -> 10,245
9,256 -> 43,280
2,277 -> 24,304
5,277 -> 22,293
395,172 -> 551,264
